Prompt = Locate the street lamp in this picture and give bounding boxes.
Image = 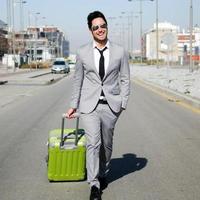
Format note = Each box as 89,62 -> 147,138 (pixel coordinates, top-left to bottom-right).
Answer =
35,12 -> 40,27
121,11 -> 139,58
33,12 -> 40,63
189,0 -> 193,72
128,0 -> 153,64
155,0 -> 159,68
120,13 -> 129,50
19,0 -> 27,31
7,0 -> 12,58
6,0 -> 20,70
149,0 -> 159,67
121,12 -> 132,53
18,0 -> 27,55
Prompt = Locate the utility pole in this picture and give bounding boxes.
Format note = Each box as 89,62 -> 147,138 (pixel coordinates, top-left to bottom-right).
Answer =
6,0 -> 11,69
28,10 -> 32,63
11,0 -> 16,71
139,0 -> 143,64
189,0 -> 193,72
156,0 -> 159,68
128,0 -> 154,65
19,0 -> 26,55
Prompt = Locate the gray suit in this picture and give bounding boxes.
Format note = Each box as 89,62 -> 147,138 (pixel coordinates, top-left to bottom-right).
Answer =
70,41 -> 130,113
70,41 -> 130,188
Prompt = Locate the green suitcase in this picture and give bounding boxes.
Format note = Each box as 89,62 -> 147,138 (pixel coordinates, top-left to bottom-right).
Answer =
47,115 -> 86,181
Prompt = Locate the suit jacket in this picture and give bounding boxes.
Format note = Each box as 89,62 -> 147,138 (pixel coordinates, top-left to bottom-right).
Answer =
70,41 -> 130,113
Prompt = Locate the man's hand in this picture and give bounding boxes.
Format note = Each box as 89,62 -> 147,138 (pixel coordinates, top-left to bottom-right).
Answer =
65,108 -> 77,119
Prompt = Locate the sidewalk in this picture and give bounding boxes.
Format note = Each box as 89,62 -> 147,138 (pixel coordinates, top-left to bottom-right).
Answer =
131,65 -> 200,110
0,63 -> 67,85
0,63 -> 33,77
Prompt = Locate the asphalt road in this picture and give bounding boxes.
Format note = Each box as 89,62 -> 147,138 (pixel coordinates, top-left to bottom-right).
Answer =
0,73 -> 200,200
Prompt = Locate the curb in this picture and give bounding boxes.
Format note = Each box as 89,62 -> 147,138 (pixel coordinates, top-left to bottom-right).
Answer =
30,72 -> 52,78
3,77 -> 61,86
133,78 -> 200,110
1,72 -> 68,86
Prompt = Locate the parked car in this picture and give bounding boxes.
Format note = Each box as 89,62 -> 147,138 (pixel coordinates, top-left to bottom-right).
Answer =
51,60 -> 70,74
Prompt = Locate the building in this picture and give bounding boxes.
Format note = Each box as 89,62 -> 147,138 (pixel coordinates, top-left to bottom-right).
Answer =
144,22 -> 200,65
1,24 -> 70,67
177,26 -> 200,65
145,22 -> 179,63
14,26 -> 70,62
0,19 -> 8,59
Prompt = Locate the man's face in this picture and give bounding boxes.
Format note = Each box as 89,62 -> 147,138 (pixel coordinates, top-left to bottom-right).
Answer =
90,17 -> 108,43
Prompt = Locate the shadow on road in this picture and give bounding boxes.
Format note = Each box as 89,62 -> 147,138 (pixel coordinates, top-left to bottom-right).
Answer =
108,153 -> 148,184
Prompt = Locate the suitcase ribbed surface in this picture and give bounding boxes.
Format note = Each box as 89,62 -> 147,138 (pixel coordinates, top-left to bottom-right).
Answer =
47,129 -> 86,181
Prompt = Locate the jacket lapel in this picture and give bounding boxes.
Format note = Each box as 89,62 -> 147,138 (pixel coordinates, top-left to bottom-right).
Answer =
87,42 -> 101,78
103,42 -> 113,81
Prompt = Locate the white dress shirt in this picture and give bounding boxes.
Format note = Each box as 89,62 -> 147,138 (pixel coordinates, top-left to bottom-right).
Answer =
93,40 -> 110,100
93,40 -> 110,74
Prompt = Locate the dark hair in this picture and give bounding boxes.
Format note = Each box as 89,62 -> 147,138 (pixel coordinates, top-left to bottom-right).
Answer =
87,11 -> 107,30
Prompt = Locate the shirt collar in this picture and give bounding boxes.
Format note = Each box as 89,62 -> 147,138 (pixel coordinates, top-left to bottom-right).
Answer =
93,40 -> 110,50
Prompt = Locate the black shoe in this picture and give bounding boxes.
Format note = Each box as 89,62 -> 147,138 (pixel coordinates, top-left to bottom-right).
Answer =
90,186 -> 102,200
99,177 -> 108,190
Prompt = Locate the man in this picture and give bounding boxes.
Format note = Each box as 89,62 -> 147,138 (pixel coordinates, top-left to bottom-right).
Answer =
66,11 -> 130,200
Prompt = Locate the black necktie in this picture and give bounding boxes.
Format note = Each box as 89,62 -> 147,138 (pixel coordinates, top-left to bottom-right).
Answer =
96,47 -> 107,80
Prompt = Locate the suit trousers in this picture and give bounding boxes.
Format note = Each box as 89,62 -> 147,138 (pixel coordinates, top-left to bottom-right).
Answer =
81,103 -> 121,188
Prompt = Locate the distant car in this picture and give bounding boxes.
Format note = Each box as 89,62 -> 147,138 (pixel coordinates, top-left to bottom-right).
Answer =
68,61 -> 76,69
51,60 -> 70,74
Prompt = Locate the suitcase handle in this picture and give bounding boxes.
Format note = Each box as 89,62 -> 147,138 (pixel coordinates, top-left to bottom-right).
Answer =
60,113 -> 80,147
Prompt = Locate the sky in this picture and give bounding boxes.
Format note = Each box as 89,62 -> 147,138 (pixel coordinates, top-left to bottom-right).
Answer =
0,0 -> 200,53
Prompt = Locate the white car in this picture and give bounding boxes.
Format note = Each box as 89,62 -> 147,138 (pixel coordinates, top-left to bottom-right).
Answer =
51,60 -> 70,74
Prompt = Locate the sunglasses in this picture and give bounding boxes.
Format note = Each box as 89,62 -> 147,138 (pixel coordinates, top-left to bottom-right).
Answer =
91,23 -> 107,31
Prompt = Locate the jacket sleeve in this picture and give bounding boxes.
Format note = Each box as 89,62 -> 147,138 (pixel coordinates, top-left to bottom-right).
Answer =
120,49 -> 130,109
70,50 -> 84,109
